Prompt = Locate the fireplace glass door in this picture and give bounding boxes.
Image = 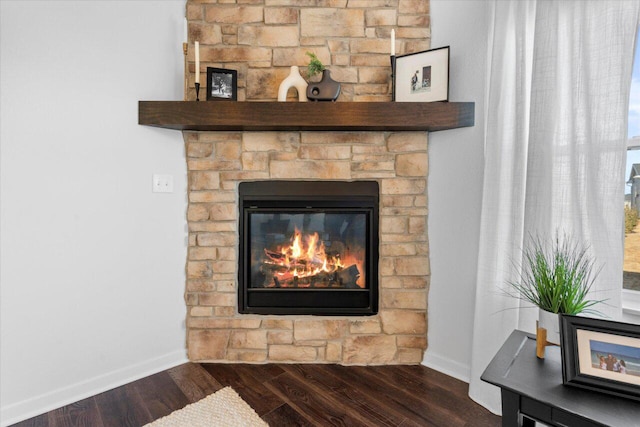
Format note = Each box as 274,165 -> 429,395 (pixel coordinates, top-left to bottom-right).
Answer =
249,211 -> 367,289
239,181 -> 378,315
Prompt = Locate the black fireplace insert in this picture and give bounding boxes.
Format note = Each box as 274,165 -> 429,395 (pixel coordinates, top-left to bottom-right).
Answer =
238,181 -> 379,315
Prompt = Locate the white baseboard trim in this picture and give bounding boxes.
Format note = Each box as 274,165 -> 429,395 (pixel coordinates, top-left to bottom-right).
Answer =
1,349 -> 188,427
422,350 -> 471,383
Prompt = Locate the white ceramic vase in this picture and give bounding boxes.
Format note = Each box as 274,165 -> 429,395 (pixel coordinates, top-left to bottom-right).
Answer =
277,66 -> 308,102
538,308 -> 561,345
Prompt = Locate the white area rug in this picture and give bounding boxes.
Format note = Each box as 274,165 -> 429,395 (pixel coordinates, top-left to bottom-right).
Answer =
144,387 -> 268,427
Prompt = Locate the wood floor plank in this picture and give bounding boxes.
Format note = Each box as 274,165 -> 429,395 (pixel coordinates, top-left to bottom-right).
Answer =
373,365 -> 473,410
325,364 -> 465,427
373,364 -> 499,426
234,362 -> 286,382
200,363 -> 285,416
46,396 -> 103,427
94,383 -> 152,427
317,364 -> 442,427
261,402 -> 318,427
396,365 -> 500,426
132,371 -> 190,421
285,364 -> 408,427
264,370 -> 378,427
167,363 -> 223,403
399,364 -> 469,395
359,365 -> 473,426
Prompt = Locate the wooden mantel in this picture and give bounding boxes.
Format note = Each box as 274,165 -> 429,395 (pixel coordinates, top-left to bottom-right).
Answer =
138,101 -> 474,132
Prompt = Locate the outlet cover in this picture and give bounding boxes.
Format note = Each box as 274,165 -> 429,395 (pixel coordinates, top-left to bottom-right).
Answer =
152,174 -> 174,193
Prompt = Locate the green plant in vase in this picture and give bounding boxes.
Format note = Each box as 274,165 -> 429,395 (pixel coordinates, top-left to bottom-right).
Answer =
506,232 -> 605,345
305,51 -> 325,80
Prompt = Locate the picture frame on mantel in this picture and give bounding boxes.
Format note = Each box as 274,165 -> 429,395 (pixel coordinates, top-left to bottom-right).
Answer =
394,46 -> 449,103
560,314 -> 640,402
206,67 -> 237,101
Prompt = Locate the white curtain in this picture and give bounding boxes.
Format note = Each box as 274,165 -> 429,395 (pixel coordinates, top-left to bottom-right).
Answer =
469,0 -> 640,414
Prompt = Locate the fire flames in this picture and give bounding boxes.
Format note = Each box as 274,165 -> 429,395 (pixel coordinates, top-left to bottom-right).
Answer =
261,228 -> 364,288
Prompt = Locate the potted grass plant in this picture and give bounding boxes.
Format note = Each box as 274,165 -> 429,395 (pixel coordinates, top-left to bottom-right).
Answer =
507,232 -> 605,345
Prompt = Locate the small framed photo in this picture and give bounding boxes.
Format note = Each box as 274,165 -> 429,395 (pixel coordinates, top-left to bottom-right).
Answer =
393,46 -> 449,103
206,67 -> 237,101
560,314 -> 640,402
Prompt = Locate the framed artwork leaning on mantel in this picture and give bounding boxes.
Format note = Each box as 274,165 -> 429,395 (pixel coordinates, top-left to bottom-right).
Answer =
393,46 -> 449,103
206,67 -> 237,101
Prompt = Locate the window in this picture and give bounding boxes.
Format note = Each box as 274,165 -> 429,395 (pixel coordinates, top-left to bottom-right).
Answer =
622,28 -> 640,313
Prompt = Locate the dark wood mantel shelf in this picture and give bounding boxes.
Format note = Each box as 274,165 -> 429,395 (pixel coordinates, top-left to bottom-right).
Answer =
138,101 -> 474,132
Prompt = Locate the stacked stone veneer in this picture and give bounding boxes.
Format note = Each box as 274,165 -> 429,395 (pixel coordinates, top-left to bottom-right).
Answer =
185,0 -> 430,364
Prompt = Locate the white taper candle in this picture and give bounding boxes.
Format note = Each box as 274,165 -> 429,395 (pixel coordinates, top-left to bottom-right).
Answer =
391,29 -> 395,56
184,18 -> 188,42
195,41 -> 200,84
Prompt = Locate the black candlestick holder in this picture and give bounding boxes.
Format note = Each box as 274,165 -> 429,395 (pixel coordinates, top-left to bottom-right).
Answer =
195,82 -> 200,101
390,55 -> 396,101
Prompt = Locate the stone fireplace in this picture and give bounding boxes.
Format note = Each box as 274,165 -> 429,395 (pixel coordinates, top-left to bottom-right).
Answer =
184,0 -> 431,364
185,130 -> 428,364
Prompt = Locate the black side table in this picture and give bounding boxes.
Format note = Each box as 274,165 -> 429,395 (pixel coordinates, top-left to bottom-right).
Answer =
481,330 -> 640,427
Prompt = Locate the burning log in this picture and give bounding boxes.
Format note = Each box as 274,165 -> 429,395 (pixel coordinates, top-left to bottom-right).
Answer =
261,263 -> 294,275
336,264 -> 360,288
263,249 -> 286,263
260,264 -> 361,289
310,271 -> 338,288
264,249 -> 316,268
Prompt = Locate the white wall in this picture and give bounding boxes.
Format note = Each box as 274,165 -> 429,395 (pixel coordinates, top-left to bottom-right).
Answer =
423,0 -> 491,382
0,2 -> 187,424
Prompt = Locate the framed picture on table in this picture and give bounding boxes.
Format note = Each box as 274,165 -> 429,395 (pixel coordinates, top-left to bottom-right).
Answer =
560,314 -> 640,402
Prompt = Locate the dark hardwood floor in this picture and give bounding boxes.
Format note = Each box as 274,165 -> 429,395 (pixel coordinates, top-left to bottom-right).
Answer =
12,363 -> 500,427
